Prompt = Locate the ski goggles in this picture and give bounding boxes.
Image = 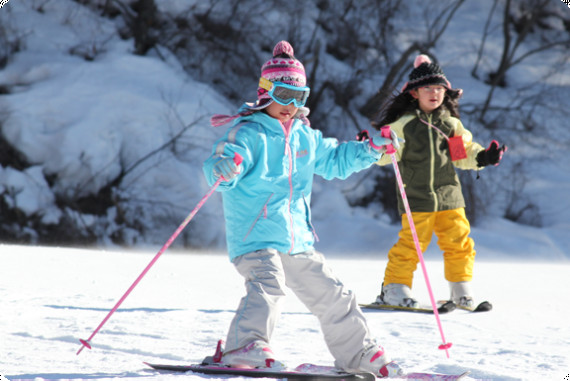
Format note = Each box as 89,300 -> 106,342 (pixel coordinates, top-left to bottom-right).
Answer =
259,77 -> 310,107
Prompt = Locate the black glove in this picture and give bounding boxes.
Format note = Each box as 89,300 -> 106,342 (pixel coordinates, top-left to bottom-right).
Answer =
356,129 -> 370,142
476,140 -> 507,168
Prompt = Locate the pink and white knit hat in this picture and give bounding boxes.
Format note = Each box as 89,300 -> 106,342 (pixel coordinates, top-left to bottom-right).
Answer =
210,41 -> 309,127
257,41 -> 307,100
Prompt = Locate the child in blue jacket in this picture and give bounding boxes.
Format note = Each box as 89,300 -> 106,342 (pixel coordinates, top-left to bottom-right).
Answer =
203,41 -> 402,378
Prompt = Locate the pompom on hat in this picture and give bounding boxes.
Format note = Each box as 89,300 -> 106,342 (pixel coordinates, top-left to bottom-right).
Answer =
257,41 -> 307,100
401,54 -> 453,93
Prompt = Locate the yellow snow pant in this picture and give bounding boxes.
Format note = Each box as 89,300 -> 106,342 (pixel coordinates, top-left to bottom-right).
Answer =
384,208 -> 475,289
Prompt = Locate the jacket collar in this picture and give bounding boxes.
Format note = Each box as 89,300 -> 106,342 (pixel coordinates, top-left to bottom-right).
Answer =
415,107 -> 450,122
237,109 -> 300,134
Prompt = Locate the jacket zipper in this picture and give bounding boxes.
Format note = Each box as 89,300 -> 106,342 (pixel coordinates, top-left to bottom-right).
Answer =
283,120 -> 295,254
426,114 -> 438,211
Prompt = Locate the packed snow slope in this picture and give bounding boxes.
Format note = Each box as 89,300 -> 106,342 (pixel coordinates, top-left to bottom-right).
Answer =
1,244 -> 569,381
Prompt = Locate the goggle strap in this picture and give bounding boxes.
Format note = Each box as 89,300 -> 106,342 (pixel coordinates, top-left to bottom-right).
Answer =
259,77 -> 273,91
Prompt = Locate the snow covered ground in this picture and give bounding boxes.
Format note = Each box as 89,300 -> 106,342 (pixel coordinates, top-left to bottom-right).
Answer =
1,243 -> 569,381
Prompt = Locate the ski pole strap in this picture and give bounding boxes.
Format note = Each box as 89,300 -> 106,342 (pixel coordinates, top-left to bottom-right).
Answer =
418,117 -> 450,142
380,126 -> 396,154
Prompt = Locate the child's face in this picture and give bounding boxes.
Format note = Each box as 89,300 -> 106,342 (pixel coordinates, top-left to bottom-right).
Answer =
265,101 -> 298,123
410,85 -> 446,113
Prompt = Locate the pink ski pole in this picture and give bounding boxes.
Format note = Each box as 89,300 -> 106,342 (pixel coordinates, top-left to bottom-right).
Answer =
380,126 -> 452,358
76,154 -> 243,355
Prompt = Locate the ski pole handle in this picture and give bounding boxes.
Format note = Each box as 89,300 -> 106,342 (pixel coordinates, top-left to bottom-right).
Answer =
233,152 -> 243,166
217,152 -> 244,182
380,126 -> 396,155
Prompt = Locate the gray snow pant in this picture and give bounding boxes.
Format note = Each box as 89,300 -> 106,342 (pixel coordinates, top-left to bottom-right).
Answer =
225,248 -> 379,370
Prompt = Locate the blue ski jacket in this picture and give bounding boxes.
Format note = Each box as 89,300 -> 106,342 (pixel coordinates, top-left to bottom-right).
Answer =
203,109 -> 383,261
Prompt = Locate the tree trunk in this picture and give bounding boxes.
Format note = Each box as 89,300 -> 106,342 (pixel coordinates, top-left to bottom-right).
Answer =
133,0 -> 157,56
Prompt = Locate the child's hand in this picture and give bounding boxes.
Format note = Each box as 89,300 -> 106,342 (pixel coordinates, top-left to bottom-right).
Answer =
356,130 -> 370,142
476,140 -> 507,167
213,155 -> 243,181
371,129 -> 401,153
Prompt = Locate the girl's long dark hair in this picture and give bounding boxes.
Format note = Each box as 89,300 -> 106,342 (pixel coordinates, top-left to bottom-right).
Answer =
371,88 -> 462,129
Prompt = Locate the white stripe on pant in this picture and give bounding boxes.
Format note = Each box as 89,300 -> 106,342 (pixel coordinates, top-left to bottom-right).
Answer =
225,248 -> 381,370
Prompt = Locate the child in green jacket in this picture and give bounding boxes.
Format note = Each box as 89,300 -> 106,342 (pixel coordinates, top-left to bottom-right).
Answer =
372,54 -> 506,309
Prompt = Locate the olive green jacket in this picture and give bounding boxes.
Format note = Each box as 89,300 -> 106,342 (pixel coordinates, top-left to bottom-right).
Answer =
376,109 -> 483,215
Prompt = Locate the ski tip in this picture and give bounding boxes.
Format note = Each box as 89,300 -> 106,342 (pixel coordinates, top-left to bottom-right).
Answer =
473,301 -> 493,312
439,299 -> 493,313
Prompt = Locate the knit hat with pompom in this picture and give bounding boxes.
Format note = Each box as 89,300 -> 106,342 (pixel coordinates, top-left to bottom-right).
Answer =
401,54 -> 452,92
257,41 -> 307,100
210,41 -> 310,127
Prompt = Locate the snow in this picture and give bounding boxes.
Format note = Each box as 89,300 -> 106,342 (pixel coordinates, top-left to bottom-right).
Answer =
0,1 -> 569,380
1,244 -> 569,381
0,0 -> 233,247
1,0 -> 569,249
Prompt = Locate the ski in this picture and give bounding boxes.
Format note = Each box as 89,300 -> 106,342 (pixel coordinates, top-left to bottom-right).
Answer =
359,300 -> 456,314
444,300 -> 492,313
144,362 -> 375,380
404,371 -> 470,380
467,300 -> 492,312
144,362 -> 470,380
